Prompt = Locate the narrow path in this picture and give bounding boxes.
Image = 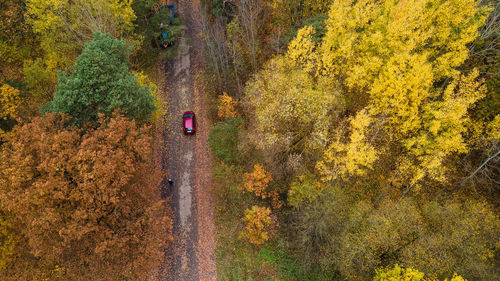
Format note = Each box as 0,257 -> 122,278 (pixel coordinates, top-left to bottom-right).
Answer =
154,0 -> 216,280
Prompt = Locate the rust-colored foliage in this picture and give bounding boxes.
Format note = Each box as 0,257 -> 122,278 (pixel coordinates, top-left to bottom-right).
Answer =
0,113 -> 171,280
240,164 -> 281,209
241,164 -> 272,197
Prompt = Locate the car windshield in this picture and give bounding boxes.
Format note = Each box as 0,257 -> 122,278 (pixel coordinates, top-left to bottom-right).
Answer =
184,114 -> 194,118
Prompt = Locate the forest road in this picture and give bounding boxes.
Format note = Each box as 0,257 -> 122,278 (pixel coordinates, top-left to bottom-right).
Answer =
154,0 -> 216,280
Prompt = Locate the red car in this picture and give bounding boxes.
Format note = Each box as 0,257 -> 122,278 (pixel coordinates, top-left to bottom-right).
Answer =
183,111 -> 195,134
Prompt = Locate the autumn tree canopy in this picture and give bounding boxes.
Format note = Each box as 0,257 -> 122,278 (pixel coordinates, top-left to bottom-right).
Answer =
25,0 -> 137,70
247,0 -> 494,191
0,113 -> 169,280
42,32 -> 156,126
237,0 -> 500,280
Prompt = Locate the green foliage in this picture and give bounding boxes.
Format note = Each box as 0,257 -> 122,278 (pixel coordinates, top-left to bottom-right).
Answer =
336,199 -> 425,280
287,14 -> 329,44
211,0 -> 235,20
23,58 -> 57,110
286,180 -> 500,281
213,161 -> 337,281
209,117 -> 244,163
290,182 -> 349,268
130,0 -> 162,68
407,200 -> 500,280
257,247 -> 338,281
42,32 -> 156,126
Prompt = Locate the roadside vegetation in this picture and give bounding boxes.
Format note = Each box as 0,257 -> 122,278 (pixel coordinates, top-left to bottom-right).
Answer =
0,0 -> 173,279
204,0 -> 500,280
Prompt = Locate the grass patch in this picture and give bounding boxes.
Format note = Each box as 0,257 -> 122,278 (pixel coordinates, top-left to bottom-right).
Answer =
212,160 -> 340,280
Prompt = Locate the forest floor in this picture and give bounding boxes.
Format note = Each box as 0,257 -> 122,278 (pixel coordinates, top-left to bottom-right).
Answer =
152,0 -> 216,280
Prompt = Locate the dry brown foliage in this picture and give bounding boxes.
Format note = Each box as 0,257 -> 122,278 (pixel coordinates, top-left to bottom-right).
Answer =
0,113 -> 171,280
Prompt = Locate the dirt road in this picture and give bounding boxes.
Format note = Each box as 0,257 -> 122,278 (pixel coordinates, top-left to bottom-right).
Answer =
154,0 -> 216,280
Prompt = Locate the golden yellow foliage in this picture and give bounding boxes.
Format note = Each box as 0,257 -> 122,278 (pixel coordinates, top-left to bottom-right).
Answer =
374,264 -> 425,281
239,205 -> 272,245
317,109 -> 378,181
287,26 -> 318,73
26,0 -> 136,38
311,0 -> 492,188
133,71 -> 164,122
0,84 -> 20,121
374,264 -> 468,281
217,93 -> 239,119
245,56 -> 335,152
0,84 -> 21,140
399,70 -> 486,186
486,114 -> 500,141
25,0 -> 137,70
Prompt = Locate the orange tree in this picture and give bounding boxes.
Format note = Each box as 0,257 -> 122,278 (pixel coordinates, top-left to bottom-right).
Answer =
0,113 -> 170,280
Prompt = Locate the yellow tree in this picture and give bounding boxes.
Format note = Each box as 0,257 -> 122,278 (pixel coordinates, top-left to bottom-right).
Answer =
245,56 -> 336,156
0,84 -> 21,139
239,205 -> 272,245
374,264 -> 467,281
217,92 -> 239,119
25,0 -> 137,70
313,0 -> 492,191
0,85 -> 21,121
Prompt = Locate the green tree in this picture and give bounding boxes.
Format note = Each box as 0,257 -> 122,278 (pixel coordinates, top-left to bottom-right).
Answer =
42,32 -> 156,126
23,58 -> 58,112
209,117 -> 244,163
271,0 -> 333,28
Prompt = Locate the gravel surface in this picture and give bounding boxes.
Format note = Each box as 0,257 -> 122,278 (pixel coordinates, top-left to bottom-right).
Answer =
153,0 -> 216,280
